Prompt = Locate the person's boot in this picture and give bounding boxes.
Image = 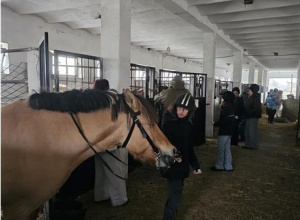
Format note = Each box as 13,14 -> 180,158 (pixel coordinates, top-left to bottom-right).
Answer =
162,208 -> 177,220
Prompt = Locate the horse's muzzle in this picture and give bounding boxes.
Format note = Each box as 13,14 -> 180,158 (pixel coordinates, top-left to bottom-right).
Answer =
156,148 -> 178,168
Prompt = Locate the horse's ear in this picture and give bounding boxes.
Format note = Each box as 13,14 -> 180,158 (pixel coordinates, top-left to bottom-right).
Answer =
124,89 -> 140,111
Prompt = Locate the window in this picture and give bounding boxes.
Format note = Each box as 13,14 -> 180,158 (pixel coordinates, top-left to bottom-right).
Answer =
1,42 -> 9,74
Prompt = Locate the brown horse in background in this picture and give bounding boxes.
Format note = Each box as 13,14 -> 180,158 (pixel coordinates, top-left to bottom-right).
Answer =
1,89 -> 176,220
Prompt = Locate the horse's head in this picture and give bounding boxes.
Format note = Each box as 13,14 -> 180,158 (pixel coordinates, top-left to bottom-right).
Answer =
120,89 -> 177,168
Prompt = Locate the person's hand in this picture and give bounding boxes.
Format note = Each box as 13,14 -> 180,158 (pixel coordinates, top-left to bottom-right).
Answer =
174,150 -> 182,163
193,169 -> 202,175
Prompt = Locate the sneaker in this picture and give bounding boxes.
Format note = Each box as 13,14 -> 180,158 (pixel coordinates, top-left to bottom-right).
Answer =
242,146 -> 258,150
210,166 -> 224,171
225,169 -> 234,172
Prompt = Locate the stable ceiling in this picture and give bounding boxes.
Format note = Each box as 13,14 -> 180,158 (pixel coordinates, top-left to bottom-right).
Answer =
2,0 -> 300,72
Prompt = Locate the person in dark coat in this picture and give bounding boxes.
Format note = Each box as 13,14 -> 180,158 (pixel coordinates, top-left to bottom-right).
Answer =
231,87 -> 245,146
211,91 -> 236,171
243,84 -> 262,150
161,93 -> 201,220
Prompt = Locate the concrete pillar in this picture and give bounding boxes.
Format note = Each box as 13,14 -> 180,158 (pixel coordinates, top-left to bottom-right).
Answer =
232,51 -> 242,89
297,59 -> 300,99
248,62 -> 255,84
203,32 -> 216,138
257,67 -> 263,86
27,50 -> 40,93
100,0 -> 131,92
262,69 -> 268,101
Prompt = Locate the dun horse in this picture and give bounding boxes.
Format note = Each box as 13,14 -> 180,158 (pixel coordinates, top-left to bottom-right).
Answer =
1,89 -> 177,220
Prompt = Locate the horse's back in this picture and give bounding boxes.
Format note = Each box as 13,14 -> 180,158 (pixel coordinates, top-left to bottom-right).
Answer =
1,100 -> 72,219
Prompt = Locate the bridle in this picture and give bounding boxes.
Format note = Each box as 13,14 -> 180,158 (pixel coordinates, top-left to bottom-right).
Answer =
119,108 -> 160,154
68,106 -> 168,180
69,107 -> 161,155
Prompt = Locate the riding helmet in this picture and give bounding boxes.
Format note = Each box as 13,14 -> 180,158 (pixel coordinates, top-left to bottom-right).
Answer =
173,93 -> 195,112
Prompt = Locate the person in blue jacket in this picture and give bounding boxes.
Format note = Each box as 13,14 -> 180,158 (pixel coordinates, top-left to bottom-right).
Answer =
160,93 -> 201,220
265,88 -> 280,124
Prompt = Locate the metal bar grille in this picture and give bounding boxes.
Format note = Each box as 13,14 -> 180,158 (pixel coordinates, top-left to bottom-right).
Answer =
1,62 -> 28,105
158,69 -> 207,99
130,64 -> 156,99
53,50 -> 102,92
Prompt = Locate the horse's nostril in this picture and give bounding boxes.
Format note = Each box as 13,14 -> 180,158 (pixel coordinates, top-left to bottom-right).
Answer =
173,148 -> 177,155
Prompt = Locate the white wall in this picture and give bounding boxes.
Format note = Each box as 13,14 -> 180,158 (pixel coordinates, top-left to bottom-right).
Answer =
1,6 -> 100,65
2,6 -> 230,80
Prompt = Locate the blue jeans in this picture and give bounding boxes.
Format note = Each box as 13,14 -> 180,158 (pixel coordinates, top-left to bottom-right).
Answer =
215,135 -> 233,170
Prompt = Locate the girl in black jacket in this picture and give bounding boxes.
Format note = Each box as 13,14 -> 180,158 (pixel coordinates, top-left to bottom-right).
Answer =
161,93 -> 201,220
211,91 -> 236,172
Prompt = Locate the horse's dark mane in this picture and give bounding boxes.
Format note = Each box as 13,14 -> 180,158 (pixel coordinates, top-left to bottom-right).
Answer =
134,95 -> 158,126
29,89 -> 157,124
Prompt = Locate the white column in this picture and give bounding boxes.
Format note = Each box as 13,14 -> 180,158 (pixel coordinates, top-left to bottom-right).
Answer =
100,0 -> 131,92
296,59 -> 300,99
257,67 -> 263,85
248,62 -> 255,84
262,69 -> 268,101
203,32 -> 216,138
232,51 -> 243,89
27,50 -> 40,94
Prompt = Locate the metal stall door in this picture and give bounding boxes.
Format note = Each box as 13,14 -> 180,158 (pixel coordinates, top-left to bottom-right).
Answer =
158,69 -> 207,145
220,80 -> 233,92
53,50 -> 102,92
130,64 -> 156,103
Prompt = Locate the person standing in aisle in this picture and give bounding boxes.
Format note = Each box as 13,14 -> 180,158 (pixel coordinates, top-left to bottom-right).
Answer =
231,87 -> 245,146
160,93 -> 202,220
242,84 -> 262,150
154,75 -> 192,113
93,79 -> 128,207
211,91 -> 236,171
266,88 -> 280,124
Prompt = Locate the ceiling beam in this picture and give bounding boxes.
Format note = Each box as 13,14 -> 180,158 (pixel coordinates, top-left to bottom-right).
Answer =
209,6 -> 300,23
2,0 -> 100,14
217,16 -> 300,29
196,0 -> 300,15
223,24 -> 300,35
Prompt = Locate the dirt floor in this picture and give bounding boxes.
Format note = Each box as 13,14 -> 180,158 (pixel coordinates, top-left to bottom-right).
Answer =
77,114 -> 300,220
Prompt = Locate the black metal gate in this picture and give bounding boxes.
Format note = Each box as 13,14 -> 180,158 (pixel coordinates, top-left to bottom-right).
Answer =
130,64 -> 156,101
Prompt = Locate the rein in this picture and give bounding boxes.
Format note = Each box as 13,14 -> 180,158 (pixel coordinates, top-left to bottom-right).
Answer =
69,112 -> 127,180
68,107 -> 161,180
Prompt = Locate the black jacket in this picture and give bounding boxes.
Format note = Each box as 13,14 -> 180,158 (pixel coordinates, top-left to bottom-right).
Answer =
245,93 -> 262,118
161,111 -> 200,179
214,103 -> 236,136
234,96 -> 245,119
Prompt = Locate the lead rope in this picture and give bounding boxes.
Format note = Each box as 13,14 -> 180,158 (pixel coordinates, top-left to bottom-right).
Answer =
69,112 -> 127,180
